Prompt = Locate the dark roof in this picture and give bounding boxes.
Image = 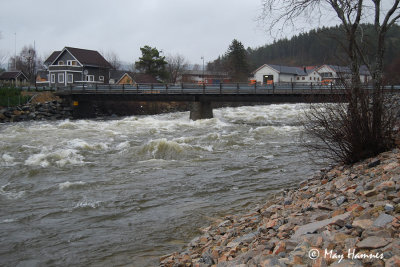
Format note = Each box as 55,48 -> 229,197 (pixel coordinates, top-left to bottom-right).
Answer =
49,47 -> 112,68
44,51 -> 61,65
132,73 -> 159,84
327,65 -> 370,76
109,70 -> 159,84
268,64 -> 307,75
65,47 -> 112,68
0,71 -> 27,80
109,70 -> 127,81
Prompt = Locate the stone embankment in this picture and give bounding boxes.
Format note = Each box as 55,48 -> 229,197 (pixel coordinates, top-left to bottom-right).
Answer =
0,100 -> 73,123
161,148 -> 400,267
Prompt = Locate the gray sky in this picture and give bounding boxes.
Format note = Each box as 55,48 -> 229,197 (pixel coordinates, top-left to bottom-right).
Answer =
0,0 -> 272,66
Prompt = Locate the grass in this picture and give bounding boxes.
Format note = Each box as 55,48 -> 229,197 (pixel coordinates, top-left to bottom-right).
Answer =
0,87 -> 31,107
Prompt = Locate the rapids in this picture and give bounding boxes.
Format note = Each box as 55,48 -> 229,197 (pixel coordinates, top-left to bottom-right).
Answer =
0,104 -> 326,266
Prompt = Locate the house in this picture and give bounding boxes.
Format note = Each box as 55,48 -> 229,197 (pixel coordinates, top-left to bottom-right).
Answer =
316,65 -> 372,84
109,70 -> 159,85
36,70 -> 49,85
45,47 -> 112,87
179,70 -> 230,84
252,64 -> 322,84
0,71 -> 28,86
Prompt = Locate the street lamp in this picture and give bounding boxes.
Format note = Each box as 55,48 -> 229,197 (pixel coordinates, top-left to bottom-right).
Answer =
201,56 -> 205,84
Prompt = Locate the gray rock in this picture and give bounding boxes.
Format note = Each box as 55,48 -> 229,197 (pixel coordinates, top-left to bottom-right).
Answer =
373,213 -> 394,227
291,212 -> 351,240
385,203 -> 395,212
356,236 -> 391,249
336,196 -> 347,206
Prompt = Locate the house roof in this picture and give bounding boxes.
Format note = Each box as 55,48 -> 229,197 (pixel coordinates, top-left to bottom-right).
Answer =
49,47 -> 112,68
252,64 -> 308,76
44,51 -> 61,65
0,71 -> 27,80
132,73 -> 159,84
109,70 -> 160,84
268,64 -> 308,75
317,65 -> 371,76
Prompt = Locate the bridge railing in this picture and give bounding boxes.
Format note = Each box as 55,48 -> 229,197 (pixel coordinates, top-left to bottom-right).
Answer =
52,82 -> 400,95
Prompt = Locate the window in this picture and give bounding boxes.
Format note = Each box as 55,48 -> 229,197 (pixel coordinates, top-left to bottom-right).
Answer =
58,61 -> 64,65
67,74 -> 73,83
302,77 -> 305,80
99,76 -> 104,82
51,74 -> 55,83
296,77 -> 299,80
67,60 -> 78,66
309,77 -> 312,80
58,73 -> 64,83
85,75 -> 94,82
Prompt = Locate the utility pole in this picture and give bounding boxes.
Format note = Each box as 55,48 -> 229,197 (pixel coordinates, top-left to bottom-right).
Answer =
201,56 -> 205,84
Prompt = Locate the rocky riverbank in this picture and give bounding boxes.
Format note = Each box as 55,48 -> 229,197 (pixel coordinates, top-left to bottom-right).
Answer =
0,100 -> 73,123
161,147 -> 400,267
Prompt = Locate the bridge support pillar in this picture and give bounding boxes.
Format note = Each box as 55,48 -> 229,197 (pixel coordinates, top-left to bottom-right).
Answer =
189,101 -> 213,120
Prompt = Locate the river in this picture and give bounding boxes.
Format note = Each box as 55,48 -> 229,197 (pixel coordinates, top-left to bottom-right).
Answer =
0,104 -> 326,267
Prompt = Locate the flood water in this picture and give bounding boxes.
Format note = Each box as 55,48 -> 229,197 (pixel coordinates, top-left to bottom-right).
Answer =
0,104 -> 325,266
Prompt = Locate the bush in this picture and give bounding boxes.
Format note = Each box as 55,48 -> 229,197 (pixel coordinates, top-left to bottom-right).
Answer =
0,87 -> 30,107
302,86 -> 397,164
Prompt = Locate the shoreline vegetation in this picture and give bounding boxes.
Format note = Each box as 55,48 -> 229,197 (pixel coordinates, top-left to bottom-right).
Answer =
160,145 -> 400,266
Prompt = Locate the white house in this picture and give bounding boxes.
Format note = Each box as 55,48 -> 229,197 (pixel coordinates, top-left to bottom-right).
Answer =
252,64 -> 322,84
316,65 -> 372,84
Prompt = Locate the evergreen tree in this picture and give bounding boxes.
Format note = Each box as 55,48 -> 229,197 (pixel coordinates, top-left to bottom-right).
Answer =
135,45 -> 168,81
225,39 -> 250,82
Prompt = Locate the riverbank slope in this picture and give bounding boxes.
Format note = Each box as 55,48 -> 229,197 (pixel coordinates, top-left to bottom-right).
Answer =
161,147 -> 400,266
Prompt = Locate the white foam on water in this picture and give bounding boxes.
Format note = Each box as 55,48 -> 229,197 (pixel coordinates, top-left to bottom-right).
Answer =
58,181 -> 86,190
74,199 -> 101,209
24,148 -> 85,168
1,218 -> 16,223
1,154 -> 17,167
0,183 -> 25,200
67,139 -> 109,151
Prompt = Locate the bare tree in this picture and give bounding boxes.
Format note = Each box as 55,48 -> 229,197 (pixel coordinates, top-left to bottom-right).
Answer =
166,53 -> 188,83
260,0 -> 400,163
104,51 -> 121,70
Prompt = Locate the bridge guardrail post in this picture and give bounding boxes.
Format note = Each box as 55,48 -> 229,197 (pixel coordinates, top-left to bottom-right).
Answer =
219,83 -> 222,94
136,83 -> 139,94
291,82 -> 294,93
272,82 -> 275,94
203,83 -> 205,94
122,84 -> 125,94
151,83 -> 153,94
166,84 -> 168,94
236,83 -> 239,94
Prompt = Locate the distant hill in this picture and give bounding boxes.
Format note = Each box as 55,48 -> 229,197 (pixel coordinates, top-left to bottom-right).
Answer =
208,24 -> 400,80
246,24 -> 400,71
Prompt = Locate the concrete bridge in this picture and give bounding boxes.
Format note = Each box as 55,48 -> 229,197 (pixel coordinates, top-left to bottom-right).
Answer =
54,83 -> 394,120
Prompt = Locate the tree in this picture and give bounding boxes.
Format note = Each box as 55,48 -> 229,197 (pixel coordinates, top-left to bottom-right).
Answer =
104,51 -> 121,70
166,53 -> 188,83
225,39 -> 250,82
260,0 -> 400,163
135,45 -> 168,81
9,45 -> 38,84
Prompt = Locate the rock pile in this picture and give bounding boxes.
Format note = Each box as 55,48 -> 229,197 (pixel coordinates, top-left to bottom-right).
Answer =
161,148 -> 400,267
0,100 -> 73,123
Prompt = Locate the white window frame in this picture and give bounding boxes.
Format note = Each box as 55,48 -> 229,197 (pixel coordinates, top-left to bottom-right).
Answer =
67,60 -> 78,66
58,73 -> 64,83
86,75 -> 94,82
67,74 -> 73,83
51,74 -> 55,83
99,76 -> 104,82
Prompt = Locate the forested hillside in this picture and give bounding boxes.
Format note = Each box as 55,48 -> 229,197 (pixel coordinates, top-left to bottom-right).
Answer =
208,24 -> 400,82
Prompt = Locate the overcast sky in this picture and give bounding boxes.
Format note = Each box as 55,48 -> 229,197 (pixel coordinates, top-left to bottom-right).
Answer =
0,0 -> 279,66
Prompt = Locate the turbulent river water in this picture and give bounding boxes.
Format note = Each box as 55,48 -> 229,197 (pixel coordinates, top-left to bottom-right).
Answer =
0,104 -> 326,267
